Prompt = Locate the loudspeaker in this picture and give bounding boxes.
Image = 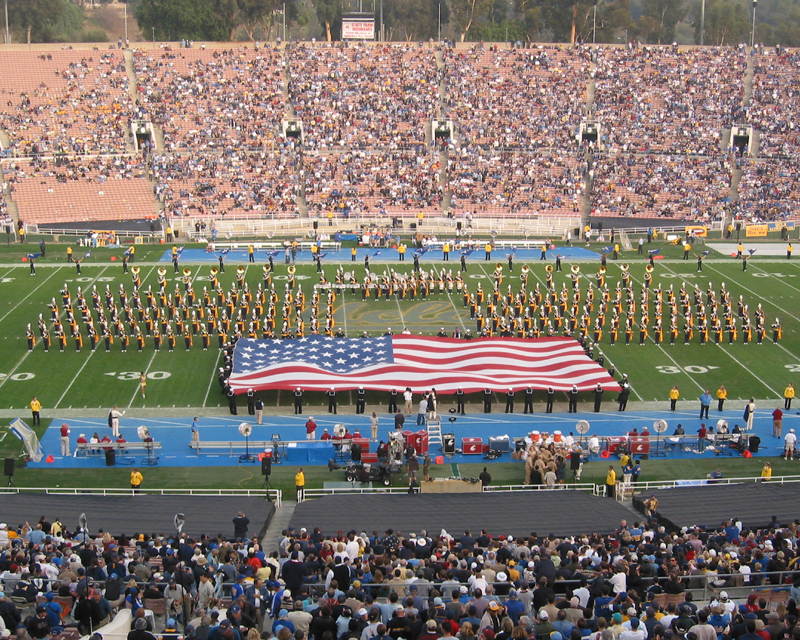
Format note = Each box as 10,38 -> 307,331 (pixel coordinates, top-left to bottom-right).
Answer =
457,221 -> 462,230
261,457 -> 272,476
4,458 -> 14,477
736,222 -> 742,232
443,434 -> 456,455
313,220 -> 318,230
351,443 -> 362,463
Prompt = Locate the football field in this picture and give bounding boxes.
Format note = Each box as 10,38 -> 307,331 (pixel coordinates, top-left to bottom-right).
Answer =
0,240 -> 799,413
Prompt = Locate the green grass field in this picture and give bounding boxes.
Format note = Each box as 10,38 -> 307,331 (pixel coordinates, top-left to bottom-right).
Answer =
0,238 -> 798,414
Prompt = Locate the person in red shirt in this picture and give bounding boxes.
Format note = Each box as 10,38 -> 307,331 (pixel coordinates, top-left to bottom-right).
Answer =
320,429 -> 331,441
773,407 -> 783,437
698,424 -> 708,452
60,423 -> 71,456
305,417 -> 317,440
100,435 -> 113,450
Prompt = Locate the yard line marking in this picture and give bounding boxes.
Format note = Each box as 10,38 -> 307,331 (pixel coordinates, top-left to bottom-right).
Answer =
623,267 -> 706,393
704,263 -> 800,323
54,348 -> 97,409
749,263 -> 800,294
0,266 -> 62,325
203,349 -> 224,407
441,273 -> 468,334
677,262 -> 800,363
712,342 -> 781,398
338,264 -> 350,337
128,350 -> 159,408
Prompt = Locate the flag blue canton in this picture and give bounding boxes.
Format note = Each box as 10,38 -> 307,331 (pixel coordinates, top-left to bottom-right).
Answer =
233,335 -> 394,375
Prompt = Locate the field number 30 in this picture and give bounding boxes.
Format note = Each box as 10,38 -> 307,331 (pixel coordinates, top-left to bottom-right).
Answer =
656,365 -> 716,374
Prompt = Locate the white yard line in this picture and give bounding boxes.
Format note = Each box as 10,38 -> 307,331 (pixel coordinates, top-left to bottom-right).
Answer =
202,349 -> 224,407
0,266 -> 61,325
749,263 -> 800,294
54,348 -> 97,409
704,263 -> 800,323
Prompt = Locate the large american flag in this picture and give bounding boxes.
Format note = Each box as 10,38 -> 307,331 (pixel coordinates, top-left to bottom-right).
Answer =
228,335 -> 620,393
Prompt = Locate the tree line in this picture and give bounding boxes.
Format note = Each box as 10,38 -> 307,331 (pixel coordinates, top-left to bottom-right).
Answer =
3,0 -> 800,48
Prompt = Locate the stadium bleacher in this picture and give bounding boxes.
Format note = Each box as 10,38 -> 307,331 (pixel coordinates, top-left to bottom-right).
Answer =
1,43 -> 799,227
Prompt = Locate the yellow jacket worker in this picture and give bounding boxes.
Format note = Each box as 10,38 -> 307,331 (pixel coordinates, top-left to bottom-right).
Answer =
295,467 -> 305,501
716,385 -> 727,411
30,396 -> 42,426
785,383 -> 795,410
669,386 -> 680,412
130,468 -> 143,492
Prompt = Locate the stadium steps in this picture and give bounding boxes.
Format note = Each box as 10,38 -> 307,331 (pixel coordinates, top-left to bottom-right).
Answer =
0,128 -> 11,149
261,500 -> 297,553
742,47 -> 755,107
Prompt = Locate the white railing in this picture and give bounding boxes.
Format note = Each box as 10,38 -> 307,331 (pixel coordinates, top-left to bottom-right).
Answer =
300,486 -> 412,501
622,474 -> 800,494
0,486 -> 282,506
482,482 -> 602,495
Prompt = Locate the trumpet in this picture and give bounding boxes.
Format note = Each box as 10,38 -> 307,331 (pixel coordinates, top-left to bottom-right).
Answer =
183,267 -> 192,277
645,264 -> 654,273
131,266 -> 140,276
210,267 -> 219,277
545,265 -> 554,273
571,264 -> 580,274
236,266 -> 246,277
157,267 -> 167,277
288,265 -> 296,276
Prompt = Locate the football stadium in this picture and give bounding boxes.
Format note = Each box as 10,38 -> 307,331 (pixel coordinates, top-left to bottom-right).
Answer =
0,31 -> 799,640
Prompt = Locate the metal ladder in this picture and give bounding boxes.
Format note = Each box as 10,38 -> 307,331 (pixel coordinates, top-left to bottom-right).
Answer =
427,419 -> 442,446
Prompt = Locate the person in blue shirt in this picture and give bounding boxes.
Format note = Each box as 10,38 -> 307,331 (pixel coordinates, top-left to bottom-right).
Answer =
700,391 -> 712,419
503,590 -> 526,625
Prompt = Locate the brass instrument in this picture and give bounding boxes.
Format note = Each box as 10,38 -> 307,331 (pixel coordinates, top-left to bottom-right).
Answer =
210,267 -> 219,277
645,264 -> 654,273
571,264 -> 580,274
288,265 -> 296,276
131,266 -> 140,276
621,264 -> 630,271
545,265 -> 553,273
157,267 -> 167,277
183,267 -> 192,277
236,266 -> 246,277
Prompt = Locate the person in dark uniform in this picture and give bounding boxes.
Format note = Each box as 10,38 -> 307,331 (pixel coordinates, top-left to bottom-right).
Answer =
294,387 -> 303,414
555,255 -> 562,272
388,388 -> 398,413
227,387 -> 238,415
218,253 -> 225,272
483,388 -> 492,413
618,382 -> 630,412
328,387 -> 337,414
568,385 -> 579,413
460,254 -> 467,272
247,388 -> 256,415
505,388 -> 515,413
546,387 -> 555,413
479,467 -> 492,487
523,386 -> 534,413
356,387 -> 366,414
413,254 -> 420,272
122,253 -> 129,273
456,387 -> 466,414
593,384 -> 604,412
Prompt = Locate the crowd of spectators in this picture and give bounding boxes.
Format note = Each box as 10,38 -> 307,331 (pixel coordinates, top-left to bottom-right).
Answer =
1,515 -> 800,640
132,46 -> 285,152
748,49 -> 800,159
2,43 -> 800,225
0,51 -> 133,157
590,155 -> 732,220
448,150 -> 585,217
734,159 -> 800,223
304,150 -> 442,219
592,47 -> 747,156
287,42 -> 439,150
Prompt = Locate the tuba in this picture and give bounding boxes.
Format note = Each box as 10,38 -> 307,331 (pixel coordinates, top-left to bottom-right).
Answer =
236,266 -> 246,277
571,264 -> 580,274
521,265 -> 530,275
131,266 -> 140,276
210,267 -> 219,277
645,264 -> 654,273
621,264 -> 630,272
545,264 -> 553,273
599,266 -> 607,275
288,265 -> 296,276
157,267 -> 167,277
183,267 -> 192,277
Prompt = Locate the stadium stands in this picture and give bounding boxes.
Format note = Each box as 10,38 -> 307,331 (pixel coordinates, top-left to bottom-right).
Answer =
1,43 -> 798,226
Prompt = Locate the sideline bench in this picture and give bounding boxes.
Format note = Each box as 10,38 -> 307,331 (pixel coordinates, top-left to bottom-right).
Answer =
76,442 -> 162,456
